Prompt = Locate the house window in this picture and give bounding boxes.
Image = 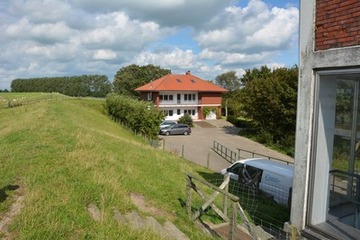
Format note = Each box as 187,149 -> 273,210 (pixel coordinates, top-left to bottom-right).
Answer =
183,109 -> 195,115
309,70 -> 360,236
177,109 -> 180,115
159,94 -> 173,102
147,92 -> 152,101
163,110 -> 174,116
183,94 -> 195,101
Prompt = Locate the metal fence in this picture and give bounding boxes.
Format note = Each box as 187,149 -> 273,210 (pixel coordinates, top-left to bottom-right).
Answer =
212,141 -> 237,163
212,140 -> 293,165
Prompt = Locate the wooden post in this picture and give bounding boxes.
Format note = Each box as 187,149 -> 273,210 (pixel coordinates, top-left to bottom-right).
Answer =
207,153 -> 210,168
186,176 -> 192,218
230,201 -> 237,240
223,175 -> 228,217
182,145 -> 184,158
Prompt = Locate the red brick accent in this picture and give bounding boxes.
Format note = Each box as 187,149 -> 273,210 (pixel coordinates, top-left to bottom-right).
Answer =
315,0 -> 360,51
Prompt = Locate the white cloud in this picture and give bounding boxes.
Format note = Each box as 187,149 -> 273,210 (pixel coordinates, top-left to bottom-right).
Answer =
134,48 -> 199,70
0,0 -> 299,90
196,0 -> 299,53
5,18 -> 74,44
93,49 -> 117,60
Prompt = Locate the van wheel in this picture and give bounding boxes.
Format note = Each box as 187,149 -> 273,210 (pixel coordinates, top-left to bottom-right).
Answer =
165,131 -> 170,136
184,131 -> 188,136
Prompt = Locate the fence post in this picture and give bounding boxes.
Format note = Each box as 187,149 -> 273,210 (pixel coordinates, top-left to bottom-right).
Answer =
182,145 -> 184,158
230,201 -> 237,240
186,176 -> 192,218
223,175 -> 228,217
207,152 -> 210,169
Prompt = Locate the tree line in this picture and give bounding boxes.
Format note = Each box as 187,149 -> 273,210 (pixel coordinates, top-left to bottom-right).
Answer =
11,75 -> 112,97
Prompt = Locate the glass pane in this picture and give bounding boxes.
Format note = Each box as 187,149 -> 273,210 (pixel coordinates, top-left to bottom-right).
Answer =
329,79 -> 360,230
332,80 -> 355,171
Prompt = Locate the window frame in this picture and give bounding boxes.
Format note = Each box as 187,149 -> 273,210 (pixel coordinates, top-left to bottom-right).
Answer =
306,68 -> 360,238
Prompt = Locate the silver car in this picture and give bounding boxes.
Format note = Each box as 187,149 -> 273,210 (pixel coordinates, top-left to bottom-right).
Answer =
159,124 -> 191,136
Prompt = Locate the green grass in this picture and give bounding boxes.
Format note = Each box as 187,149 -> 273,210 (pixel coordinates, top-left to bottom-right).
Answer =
0,96 -> 214,239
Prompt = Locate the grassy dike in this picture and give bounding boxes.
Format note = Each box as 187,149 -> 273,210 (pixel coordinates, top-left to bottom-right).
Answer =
0,97 -> 213,239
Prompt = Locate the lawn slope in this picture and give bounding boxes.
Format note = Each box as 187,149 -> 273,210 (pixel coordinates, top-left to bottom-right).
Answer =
0,98 -> 212,239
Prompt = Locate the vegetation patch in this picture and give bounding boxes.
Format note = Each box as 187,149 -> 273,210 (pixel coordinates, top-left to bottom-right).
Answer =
0,95 -> 213,239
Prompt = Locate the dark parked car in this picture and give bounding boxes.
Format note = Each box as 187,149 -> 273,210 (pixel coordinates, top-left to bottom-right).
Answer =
159,124 -> 191,136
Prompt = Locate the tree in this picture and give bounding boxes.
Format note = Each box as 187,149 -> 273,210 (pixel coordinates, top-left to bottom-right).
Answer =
113,64 -> 171,97
239,66 -> 298,150
240,65 -> 272,86
215,71 -> 241,92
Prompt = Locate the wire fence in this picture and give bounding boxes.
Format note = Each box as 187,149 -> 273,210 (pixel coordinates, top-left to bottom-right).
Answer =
0,93 -> 69,109
200,174 -> 291,239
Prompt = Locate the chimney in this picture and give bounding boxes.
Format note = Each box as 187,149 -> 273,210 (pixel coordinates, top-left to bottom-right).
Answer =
186,71 -> 191,75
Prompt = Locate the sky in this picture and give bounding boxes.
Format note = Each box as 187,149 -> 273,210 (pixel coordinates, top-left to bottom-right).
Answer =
0,0 -> 299,90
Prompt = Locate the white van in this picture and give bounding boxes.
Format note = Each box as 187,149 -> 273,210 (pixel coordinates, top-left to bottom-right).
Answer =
220,158 -> 294,206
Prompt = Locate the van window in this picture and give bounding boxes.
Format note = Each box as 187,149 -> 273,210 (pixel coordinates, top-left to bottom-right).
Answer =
228,163 -> 244,174
240,165 -> 263,188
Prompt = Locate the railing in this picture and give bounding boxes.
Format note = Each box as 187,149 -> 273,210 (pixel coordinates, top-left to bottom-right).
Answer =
212,141 -> 237,164
186,173 -> 257,240
330,169 -> 360,205
329,169 -> 360,229
212,141 -> 293,165
237,148 -> 293,165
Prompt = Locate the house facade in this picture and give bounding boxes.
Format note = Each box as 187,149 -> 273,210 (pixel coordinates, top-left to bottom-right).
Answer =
135,71 -> 227,120
290,1 -> 360,239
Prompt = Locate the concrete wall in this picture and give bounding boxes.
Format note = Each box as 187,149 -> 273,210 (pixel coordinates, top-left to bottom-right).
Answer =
291,0 -> 360,235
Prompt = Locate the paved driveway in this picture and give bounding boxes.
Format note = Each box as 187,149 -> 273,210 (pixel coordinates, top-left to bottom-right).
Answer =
160,119 -> 294,172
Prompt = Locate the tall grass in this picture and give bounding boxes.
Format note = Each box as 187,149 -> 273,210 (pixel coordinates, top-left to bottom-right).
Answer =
0,98 -> 212,239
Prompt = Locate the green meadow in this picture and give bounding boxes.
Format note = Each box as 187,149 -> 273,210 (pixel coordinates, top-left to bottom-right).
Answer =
0,94 -> 214,239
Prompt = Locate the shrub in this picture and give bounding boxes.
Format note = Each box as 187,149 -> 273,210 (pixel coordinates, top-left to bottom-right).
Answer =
105,94 -> 164,139
178,113 -> 193,127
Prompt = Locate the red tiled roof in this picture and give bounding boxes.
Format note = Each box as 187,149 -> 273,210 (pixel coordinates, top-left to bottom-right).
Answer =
135,73 -> 228,92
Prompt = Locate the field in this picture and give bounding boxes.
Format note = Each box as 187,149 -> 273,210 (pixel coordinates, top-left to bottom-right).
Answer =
0,92 -> 69,108
0,93 -> 214,239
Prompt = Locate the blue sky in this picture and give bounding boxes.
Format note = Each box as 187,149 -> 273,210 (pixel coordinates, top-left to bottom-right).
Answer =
0,0 -> 299,90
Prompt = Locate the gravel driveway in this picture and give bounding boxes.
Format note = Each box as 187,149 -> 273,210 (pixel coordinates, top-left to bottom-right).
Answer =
160,119 -> 294,172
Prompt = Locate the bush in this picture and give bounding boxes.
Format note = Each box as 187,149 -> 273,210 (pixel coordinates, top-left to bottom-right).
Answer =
178,113 -> 193,127
105,94 -> 164,139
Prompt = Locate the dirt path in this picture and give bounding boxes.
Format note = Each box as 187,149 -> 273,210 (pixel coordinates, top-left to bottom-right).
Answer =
0,185 -> 24,240
161,119 -> 293,172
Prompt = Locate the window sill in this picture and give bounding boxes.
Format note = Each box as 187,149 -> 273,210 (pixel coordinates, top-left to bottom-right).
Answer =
302,220 -> 360,240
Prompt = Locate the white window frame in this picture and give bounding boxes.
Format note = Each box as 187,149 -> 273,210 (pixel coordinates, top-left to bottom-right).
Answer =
308,69 -> 360,237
